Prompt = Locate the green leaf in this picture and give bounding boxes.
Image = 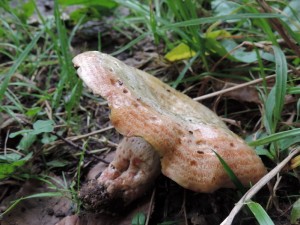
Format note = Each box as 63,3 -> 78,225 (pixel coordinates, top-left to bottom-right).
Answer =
32,120 -> 54,135
291,198 -> 300,224
132,212 -> 146,225
247,201 -> 274,225
0,153 -> 22,162
17,133 -> 37,151
212,0 -> 241,17
0,153 -> 32,179
249,128 -> 300,147
165,42 -> 196,62
26,107 -> 42,117
282,0 -> 300,31
41,133 -> 57,144
46,160 -> 68,168
9,129 -> 33,138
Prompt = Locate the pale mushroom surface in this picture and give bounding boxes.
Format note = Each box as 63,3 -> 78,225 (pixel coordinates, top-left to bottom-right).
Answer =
79,137 -> 160,211
73,51 -> 267,193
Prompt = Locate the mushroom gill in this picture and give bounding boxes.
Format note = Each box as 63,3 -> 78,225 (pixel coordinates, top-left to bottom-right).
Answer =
73,51 -> 267,193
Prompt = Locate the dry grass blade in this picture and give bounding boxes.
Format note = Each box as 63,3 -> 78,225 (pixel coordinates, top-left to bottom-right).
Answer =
193,74 -> 278,101
221,147 -> 300,225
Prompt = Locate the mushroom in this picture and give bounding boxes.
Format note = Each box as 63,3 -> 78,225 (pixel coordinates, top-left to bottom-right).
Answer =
73,51 -> 266,207
79,137 -> 160,212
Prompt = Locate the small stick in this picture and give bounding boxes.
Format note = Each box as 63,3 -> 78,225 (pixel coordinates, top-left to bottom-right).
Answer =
193,74 -> 278,101
221,147 -> 300,225
145,187 -> 156,225
66,125 -> 114,141
50,130 -> 110,164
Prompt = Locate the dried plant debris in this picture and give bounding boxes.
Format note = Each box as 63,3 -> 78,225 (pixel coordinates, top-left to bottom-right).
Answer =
1,177 -> 72,225
73,51 -> 266,204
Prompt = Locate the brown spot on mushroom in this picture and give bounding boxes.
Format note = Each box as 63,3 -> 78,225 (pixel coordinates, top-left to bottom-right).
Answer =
190,160 -> 197,166
110,78 -> 116,85
196,140 -> 204,145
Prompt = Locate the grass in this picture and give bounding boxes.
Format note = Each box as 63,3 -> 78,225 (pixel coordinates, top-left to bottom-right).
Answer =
0,0 -> 300,224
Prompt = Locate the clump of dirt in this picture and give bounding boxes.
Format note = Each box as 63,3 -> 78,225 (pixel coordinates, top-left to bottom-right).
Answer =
79,179 -> 125,213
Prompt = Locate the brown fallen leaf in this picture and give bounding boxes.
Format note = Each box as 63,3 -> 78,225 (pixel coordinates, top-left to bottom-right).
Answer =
73,51 -> 267,193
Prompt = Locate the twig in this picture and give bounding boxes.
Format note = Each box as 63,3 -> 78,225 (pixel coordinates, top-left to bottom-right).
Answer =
193,74 -> 277,101
221,147 -> 300,225
22,121 -> 110,164
66,125 -> 114,141
183,189 -> 188,225
50,130 -> 110,164
145,187 -> 156,225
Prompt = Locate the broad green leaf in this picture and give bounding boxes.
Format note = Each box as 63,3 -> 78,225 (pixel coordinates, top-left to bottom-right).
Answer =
291,198 -> 300,224
17,133 -> 37,151
165,42 -> 196,61
247,201 -> 274,225
0,153 -> 22,162
9,129 -> 33,138
131,212 -> 146,225
221,39 -> 274,63
32,120 -> 54,134
0,153 -> 32,179
41,133 -> 57,144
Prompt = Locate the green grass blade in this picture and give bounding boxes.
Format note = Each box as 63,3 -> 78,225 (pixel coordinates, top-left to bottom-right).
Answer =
111,32 -> 149,56
0,192 -> 64,218
273,45 -> 287,127
247,201 -> 275,225
0,30 -> 43,102
249,128 -> 300,146
213,150 -> 246,194
264,46 -> 287,134
163,13 -> 284,28
172,52 -> 200,89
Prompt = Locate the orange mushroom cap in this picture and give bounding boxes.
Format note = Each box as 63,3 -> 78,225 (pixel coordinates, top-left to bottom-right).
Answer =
73,51 -> 267,193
